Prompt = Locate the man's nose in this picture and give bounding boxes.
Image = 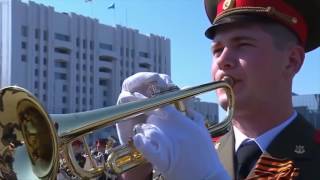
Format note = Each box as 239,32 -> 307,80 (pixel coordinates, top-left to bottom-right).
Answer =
216,48 -> 236,70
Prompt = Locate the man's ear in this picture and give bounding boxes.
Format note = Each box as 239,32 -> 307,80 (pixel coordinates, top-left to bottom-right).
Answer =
285,45 -> 305,76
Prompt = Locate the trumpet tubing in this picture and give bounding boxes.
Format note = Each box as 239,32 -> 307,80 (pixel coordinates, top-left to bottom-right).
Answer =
0,79 -> 234,179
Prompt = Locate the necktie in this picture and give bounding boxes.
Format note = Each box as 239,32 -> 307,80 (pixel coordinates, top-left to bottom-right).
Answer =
236,140 -> 262,179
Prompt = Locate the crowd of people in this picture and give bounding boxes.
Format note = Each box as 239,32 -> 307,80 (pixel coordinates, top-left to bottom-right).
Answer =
57,136 -> 119,180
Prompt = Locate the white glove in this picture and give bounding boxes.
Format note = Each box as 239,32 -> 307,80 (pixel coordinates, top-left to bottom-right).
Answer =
133,106 -> 231,180
116,72 -> 174,145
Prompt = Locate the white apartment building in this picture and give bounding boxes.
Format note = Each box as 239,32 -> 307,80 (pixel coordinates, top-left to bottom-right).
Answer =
0,0 -> 171,113
187,97 -> 219,125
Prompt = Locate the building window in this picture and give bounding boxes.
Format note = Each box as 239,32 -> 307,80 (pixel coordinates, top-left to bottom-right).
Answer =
35,56 -> 39,64
21,26 -> 28,37
82,76 -> 86,82
34,81 -> 39,88
43,70 -> 47,77
43,58 -> 47,65
76,75 -> 80,81
43,94 -> 47,101
35,44 -> 39,51
99,56 -> 113,62
82,98 -> 86,105
55,61 -> 68,68
90,41 -> 94,49
139,63 -> 151,69
62,85 -> 67,92
120,47 -> 124,56
62,96 -> 67,103
82,53 -> 86,59
43,30 -> 48,41
131,49 -> 135,58
43,82 -> 47,89
90,87 -> 93,94
76,38 -> 80,47
103,90 -> 107,96
126,48 -> 129,57
76,86 -> 80,93
54,33 -> 70,41
76,97 -> 79,104
21,42 -> 27,49
62,108 -> 68,114
35,29 -> 40,39
76,52 -> 80,59
76,63 -> 80,70
55,73 -> 67,80
99,79 -> 108,86
43,46 -> 47,52
99,67 -> 111,73
83,39 -> 87,49
82,64 -> 86,71
82,86 -> 86,93
21,55 -> 27,62
34,69 -> 39,76
54,48 -> 70,54
139,51 -> 149,58
99,43 -> 112,50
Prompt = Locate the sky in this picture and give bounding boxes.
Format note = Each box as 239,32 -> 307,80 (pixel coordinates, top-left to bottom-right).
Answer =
22,0 -> 320,96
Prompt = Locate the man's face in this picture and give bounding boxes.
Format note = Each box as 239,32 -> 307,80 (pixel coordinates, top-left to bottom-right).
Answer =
211,24 -> 288,113
96,144 -> 105,152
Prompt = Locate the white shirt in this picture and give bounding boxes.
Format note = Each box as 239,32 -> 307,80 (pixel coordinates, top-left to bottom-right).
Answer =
234,111 -> 298,152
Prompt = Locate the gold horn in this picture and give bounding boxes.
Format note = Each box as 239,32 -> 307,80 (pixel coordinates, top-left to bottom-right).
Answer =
0,78 -> 234,179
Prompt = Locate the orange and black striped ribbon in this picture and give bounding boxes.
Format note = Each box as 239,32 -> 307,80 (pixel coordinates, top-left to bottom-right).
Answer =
246,154 -> 299,180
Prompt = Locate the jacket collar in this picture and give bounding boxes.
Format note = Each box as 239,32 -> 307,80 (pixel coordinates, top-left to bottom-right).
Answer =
267,114 -> 315,160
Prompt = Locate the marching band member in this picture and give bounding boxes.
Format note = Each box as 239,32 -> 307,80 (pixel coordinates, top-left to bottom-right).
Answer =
116,0 -> 320,179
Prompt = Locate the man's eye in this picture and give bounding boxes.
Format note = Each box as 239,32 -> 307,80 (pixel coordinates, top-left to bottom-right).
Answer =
238,42 -> 253,47
213,48 -> 223,57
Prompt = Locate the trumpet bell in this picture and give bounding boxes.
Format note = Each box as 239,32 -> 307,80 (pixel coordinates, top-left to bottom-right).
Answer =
0,86 -> 59,179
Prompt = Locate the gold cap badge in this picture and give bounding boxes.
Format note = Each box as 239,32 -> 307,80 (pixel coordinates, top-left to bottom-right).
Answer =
223,0 -> 235,10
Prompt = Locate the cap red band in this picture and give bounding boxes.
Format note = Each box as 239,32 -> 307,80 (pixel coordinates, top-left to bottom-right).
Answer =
216,0 -> 308,46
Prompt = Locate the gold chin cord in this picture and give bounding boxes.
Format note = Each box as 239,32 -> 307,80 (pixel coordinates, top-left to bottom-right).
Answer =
0,78 -> 234,179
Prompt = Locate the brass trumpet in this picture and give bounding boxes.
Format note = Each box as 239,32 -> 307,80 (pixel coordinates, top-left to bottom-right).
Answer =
0,78 -> 234,179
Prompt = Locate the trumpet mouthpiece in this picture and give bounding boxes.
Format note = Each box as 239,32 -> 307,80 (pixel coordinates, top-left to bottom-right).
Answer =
222,76 -> 234,87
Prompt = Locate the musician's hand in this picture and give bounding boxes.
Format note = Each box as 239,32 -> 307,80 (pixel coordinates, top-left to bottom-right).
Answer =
133,106 -> 231,180
116,72 -> 174,145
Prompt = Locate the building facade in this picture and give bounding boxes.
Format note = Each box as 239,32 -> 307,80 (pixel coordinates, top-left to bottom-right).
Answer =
292,94 -> 320,128
187,97 -> 219,126
0,0 -> 171,114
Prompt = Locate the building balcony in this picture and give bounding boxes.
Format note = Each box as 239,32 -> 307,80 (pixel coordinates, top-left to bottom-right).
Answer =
54,39 -> 72,49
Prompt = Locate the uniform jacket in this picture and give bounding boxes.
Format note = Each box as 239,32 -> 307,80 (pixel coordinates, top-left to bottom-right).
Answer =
215,114 -> 320,180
